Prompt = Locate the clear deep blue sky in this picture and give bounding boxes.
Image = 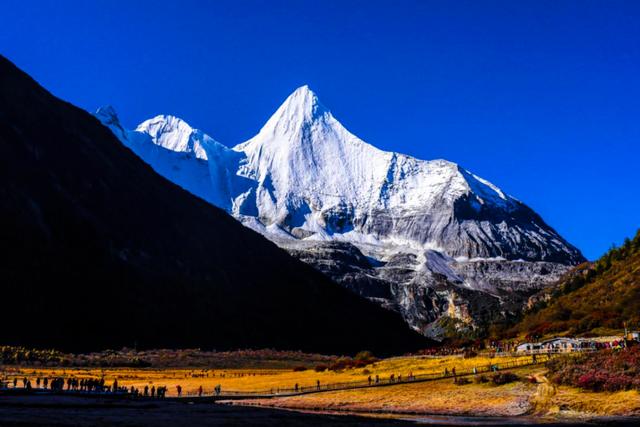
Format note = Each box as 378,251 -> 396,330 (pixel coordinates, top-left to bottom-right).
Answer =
1,1 -> 638,259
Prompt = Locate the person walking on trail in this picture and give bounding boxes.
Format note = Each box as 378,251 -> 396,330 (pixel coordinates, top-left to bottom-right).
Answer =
368,376 -> 372,386
294,383 -> 299,392
375,375 -> 379,384
151,386 -> 156,398
13,378 -> 17,388
444,368 -> 449,377
473,367 -> 477,375
43,378 -> 48,389
316,380 -> 320,391
198,386 -> 203,397
176,385 -> 182,397
144,385 -> 149,397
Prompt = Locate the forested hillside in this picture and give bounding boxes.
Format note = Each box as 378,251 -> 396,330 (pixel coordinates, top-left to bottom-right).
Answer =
504,229 -> 640,339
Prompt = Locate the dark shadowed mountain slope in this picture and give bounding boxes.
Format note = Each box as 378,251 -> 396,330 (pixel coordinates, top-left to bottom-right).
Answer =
0,56 -> 427,355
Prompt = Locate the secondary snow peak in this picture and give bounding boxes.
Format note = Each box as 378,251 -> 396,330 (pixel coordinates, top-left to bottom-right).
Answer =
135,114 -> 219,161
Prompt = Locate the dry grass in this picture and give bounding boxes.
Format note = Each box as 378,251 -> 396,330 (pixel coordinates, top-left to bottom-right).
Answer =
3,354 -> 534,396
241,375 -> 537,416
240,367 -> 640,418
550,387 -> 640,417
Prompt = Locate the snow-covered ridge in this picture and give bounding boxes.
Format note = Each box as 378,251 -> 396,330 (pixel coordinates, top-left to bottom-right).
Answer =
96,86 -> 583,264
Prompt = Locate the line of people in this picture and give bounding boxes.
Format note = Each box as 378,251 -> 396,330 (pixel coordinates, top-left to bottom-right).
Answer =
0,377 -> 222,399
2,377 -> 129,394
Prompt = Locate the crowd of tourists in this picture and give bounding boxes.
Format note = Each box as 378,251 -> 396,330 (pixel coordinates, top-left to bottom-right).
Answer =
0,376 -> 227,399
0,376 -> 160,396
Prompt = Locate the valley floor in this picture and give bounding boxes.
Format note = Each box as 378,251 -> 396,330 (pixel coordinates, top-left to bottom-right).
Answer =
3,354 -> 640,423
2,354 -> 535,396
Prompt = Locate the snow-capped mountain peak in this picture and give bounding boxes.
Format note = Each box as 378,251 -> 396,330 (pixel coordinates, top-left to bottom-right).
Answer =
262,85 -> 328,130
136,114 -> 218,161
96,88 -> 582,264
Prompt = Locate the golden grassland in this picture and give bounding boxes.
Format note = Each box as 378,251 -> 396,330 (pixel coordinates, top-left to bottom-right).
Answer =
3,354 -> 533,396
241,367 -> 640,418
548,386 -> 640,417
241,370 -> 538,417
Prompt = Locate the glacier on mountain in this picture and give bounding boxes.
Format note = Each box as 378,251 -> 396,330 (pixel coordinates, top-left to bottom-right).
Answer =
96,86 -> 584,338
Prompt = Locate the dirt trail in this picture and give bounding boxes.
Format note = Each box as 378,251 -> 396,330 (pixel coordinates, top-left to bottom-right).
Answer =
528,373 -> 558,415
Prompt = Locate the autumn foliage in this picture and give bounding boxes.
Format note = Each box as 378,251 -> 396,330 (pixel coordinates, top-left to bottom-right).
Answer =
547,346 -> 640,392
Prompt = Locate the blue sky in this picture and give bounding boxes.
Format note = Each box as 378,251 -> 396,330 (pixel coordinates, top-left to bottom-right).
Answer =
2,0 -> 638,259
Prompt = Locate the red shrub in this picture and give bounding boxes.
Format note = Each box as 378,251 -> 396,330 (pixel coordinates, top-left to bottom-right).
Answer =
547,347 -> 640,392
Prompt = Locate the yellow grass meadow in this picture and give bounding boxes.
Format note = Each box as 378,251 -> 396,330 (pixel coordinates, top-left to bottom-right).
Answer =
6,354 -> 534,396
240,368 -> 640,418
242,369 -> 541,417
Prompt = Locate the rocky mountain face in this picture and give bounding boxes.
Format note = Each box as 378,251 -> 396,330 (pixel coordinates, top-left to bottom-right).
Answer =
0,55 -> 427,355
97,86 -> 585,339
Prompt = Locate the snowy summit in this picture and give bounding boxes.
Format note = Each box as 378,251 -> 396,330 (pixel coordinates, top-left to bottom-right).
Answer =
97,85 -> 580,263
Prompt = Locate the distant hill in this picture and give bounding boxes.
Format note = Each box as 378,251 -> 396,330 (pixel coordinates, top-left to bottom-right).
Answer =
502,229 -> 640,339
0,55 -> 427,356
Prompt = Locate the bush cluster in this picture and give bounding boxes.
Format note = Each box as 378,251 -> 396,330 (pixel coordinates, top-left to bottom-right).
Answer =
315,351 -> 378,372
491,372 -> 519,385
547,347 -> 640,392
0,346 -> 67,365
474,374 -> 489,384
